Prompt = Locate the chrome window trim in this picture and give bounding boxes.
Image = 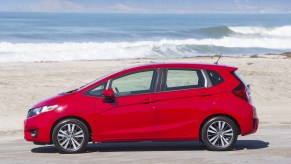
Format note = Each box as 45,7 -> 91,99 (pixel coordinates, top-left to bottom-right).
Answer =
201,69 -> 208,88
106,80 -> 110,89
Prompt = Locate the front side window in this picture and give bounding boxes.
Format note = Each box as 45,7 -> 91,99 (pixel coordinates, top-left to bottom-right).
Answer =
111,70 -> 155,96
165,69 -> 205,91
85,82 -> 106,96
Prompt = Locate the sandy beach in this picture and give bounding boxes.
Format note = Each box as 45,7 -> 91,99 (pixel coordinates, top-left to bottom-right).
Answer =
0,54 -> 291,162
0,54 -> 290,135
1,3 -> 291,162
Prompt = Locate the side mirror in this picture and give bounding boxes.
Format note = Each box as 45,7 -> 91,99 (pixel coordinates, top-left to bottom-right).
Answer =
102,89 -> 115,103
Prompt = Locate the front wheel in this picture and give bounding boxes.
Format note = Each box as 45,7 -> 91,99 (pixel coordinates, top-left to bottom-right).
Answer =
201,116 -> 238,151
52,119 -> 89,154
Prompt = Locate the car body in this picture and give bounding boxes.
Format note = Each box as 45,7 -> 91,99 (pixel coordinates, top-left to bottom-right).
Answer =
24,63 -> 258,153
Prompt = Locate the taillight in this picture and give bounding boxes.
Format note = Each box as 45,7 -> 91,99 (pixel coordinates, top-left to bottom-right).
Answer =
231,71 -> 252,104
232,83 -> 249,102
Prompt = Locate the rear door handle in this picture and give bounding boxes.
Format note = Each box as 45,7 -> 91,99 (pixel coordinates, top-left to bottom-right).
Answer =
141,98 -> 153,104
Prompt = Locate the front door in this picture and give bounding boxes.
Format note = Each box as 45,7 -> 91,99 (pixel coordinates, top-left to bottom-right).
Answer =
95,69 -> 159,141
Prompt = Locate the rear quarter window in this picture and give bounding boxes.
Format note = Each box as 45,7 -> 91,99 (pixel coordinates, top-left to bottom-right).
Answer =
206,70 -> 224,86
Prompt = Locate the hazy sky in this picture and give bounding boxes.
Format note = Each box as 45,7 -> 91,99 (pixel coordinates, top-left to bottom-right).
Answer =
0,0 -> 290,13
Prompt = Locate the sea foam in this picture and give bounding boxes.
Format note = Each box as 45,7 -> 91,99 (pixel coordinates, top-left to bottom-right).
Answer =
228,26 -> 291,37
1,25 -> 291,62
1,34 -> 291,62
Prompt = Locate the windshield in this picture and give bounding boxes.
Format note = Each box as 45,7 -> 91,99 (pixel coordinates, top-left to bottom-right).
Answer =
64,70 -> 118,94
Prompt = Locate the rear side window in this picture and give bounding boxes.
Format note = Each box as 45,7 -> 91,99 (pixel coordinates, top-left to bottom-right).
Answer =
165,69 -> 205,91
206,70 -> 224,86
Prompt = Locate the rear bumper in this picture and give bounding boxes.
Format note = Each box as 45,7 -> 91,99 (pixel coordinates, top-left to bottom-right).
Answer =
242,105 -> 259,135
251,118 -> 259,134
251,105 -> 259,134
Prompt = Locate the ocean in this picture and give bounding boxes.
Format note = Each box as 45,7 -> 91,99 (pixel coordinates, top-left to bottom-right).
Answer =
1,12 -> 291,62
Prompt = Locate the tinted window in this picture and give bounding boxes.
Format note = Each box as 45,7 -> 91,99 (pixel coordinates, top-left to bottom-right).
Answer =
86,83 -> 106,96
207,70 -> 224,86
165,69 -> 205,91
111,70 -> 155,96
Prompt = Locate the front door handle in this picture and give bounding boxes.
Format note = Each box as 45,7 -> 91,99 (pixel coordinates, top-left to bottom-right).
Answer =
200,92 -> 213,97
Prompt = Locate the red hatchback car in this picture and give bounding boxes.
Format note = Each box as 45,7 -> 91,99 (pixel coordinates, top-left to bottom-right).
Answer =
24,63 -> 258,153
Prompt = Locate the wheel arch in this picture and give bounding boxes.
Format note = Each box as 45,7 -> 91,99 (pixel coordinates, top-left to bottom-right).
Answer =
50,116 -> 93,144
199,114 -> 241,141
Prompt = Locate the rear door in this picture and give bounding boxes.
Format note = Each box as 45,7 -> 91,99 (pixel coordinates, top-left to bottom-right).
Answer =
154,68 -> 213,140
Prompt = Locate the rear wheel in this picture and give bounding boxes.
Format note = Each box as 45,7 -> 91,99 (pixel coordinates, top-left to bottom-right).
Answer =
52,119 -> 89,153
201,116 -> 238,151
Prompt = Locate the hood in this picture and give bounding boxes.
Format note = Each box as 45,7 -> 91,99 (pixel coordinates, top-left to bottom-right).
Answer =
31,92 -> 75,109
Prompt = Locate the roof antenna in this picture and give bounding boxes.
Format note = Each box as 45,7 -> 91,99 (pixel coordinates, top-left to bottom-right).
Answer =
214,53 -> 223,65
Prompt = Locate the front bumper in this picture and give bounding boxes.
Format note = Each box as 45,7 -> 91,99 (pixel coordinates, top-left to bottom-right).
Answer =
24,114 -> 54,143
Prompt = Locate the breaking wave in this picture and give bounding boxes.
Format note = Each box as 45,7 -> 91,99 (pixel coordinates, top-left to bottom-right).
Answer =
1,25 -> 291,62
1,35 -> 291,62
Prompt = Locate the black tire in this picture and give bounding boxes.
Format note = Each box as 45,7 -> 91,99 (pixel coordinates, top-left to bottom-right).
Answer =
201,116 -> 238,151
52,119 -> 89,154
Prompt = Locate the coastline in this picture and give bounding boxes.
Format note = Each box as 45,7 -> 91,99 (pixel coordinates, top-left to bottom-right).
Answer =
0,53 -> 290,139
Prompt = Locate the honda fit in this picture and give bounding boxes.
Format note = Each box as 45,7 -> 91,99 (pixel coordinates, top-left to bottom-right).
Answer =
24,63 -> 258,153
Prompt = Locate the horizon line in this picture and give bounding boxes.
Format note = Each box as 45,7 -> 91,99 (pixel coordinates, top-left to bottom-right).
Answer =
0,11 -> 290,14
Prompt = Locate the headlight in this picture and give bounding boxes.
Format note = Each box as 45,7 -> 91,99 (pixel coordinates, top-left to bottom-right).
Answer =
27,105 -> 58,118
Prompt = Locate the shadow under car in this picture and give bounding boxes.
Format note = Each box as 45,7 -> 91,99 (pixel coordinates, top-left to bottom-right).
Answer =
31,140 -> 269,153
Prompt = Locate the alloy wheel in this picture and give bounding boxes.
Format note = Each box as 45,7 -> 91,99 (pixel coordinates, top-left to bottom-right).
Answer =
206,120 -> 234,148
57,123 -> 85,151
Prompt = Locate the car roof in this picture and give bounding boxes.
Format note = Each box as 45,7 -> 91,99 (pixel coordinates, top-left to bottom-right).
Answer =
122,62 -> 237,72
78,62 -> 237,92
